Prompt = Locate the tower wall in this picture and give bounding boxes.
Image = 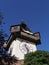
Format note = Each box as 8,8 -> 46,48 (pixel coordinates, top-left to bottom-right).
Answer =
8,38 -> 37,60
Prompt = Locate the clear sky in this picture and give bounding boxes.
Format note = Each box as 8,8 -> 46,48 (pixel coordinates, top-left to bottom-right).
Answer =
0,0 -> 49,51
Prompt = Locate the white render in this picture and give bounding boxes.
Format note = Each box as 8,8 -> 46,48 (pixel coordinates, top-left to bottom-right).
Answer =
8,38 -> 37,60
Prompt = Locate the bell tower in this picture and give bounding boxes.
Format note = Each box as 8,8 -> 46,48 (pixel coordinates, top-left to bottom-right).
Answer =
4,22 -> 41,65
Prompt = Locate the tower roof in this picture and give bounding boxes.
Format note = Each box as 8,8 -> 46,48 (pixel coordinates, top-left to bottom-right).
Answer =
4,22 -> 41,50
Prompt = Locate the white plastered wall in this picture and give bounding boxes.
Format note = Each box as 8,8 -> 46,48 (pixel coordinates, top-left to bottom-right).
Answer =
8,38 -> 37,60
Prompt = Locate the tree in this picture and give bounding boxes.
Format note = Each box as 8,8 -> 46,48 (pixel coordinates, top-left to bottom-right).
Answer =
0,12 -> 4,43
0,12 -> 17,65
0,12 -> 8,42
24,50 -> 49,65
0,12 -> 8,65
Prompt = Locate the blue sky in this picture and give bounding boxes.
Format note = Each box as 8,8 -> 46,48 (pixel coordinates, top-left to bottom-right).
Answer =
0,0 -> 49,51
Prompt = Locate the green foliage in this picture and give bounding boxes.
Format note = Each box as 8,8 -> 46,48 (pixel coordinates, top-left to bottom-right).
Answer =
24,50 -> 49,65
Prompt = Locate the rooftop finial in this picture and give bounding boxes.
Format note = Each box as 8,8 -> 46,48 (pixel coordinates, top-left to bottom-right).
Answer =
21,19 -> 25,25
